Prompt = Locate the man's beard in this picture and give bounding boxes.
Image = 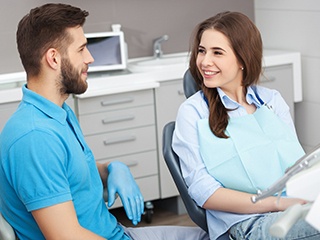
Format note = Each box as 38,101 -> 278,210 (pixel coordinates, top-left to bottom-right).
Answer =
59,57 -> 88,95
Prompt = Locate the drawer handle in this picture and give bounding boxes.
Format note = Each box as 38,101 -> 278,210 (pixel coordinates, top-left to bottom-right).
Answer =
126,161 -> 138,167
103,135 -> 136,145
261,76 -> 276,83
102,115 -> 135,124
177,90 -> 185,95
100,97 -> 134,106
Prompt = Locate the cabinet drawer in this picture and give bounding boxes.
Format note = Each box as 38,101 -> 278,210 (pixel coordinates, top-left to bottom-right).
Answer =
80,105 -> 155,135
98,150 -> 158,179
85,126 -> 156,160
109,175 -> 160,209
77,89 -> 154,115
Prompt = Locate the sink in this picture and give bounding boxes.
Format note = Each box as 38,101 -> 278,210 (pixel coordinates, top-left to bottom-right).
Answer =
128,53 -> 189,73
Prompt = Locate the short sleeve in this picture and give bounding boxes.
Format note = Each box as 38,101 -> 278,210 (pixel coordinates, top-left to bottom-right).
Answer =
4,130 -> 72,211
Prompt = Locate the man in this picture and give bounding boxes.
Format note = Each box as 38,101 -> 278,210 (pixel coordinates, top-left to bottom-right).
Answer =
0,3 -> 209,240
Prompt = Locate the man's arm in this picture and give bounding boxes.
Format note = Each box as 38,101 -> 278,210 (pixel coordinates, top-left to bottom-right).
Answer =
96,161 -> 144,225
32,201 -> 105,240
96,162 -> 109,188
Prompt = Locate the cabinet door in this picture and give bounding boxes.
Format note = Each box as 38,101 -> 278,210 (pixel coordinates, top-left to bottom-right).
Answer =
76,89 -> 160,206
155,79 -> 186,198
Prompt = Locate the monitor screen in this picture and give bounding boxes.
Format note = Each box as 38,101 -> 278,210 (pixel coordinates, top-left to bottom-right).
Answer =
85,31 -> 127,72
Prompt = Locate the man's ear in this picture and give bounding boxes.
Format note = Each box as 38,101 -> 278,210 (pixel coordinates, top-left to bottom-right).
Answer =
45,48 -> 60,70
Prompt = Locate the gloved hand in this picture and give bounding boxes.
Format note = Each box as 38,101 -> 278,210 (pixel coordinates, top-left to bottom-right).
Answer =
107,161 -> 144,225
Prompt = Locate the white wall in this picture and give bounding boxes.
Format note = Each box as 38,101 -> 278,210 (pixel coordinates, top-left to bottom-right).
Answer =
255,0 -> 320,152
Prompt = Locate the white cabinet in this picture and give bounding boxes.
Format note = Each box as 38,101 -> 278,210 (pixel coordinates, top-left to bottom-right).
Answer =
76,89 -> 159,208
154,79 -> 186,198
260,64 -> 294,119
0,101 -> 19,131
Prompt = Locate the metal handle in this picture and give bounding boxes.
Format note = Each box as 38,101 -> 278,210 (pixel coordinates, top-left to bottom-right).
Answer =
125,161 -> 139,168
260,76 -> 276,83
177,90 -> 185,95
100,97 -> 134,106
102,115 -> 135,124
103,135 -> 136,145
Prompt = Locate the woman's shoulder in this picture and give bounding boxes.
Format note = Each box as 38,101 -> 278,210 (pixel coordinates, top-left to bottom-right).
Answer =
179,90 -> 199,105
180,91 -> 206,109
177,90 -> 208,119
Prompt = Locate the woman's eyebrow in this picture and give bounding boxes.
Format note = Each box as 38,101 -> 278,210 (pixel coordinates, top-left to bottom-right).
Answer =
211,46 -> 226,52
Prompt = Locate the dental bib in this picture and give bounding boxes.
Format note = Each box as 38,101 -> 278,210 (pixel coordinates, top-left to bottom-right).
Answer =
197,105 -> 305,194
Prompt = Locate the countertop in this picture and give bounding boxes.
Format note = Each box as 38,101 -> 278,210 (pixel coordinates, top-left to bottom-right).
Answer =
0,49 -> 302,104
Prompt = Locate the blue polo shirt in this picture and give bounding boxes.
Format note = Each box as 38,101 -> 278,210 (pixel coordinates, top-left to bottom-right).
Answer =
0,85 -> 125,240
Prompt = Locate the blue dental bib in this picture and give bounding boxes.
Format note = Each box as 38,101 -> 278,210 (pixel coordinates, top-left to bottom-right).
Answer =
197,105 -> 305,194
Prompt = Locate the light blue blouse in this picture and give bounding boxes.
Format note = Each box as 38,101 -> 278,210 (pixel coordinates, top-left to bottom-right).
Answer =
172,85 -> 297,239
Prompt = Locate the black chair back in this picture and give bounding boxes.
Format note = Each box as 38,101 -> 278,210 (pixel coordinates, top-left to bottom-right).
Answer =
162,121 -> 208,232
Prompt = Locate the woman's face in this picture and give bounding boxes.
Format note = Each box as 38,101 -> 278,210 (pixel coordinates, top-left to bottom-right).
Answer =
196,29 -> 243,93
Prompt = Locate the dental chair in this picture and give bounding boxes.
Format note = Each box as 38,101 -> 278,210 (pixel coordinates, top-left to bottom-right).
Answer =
183,69 -> 199,98
162,121 -> 207,231
162,69 -> 229,239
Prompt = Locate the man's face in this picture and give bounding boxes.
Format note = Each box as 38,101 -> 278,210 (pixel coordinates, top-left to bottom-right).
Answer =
60,56 -> 88,94
59,26 -> 94,95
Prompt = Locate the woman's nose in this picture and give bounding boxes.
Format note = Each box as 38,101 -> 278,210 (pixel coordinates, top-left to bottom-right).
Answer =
201,53 -> 213,67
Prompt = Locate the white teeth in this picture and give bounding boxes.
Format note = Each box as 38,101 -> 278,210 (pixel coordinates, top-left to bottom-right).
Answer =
204,71 -> 217,75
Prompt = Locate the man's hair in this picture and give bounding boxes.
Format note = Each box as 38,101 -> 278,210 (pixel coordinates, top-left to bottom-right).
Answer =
16,3 -> 89,77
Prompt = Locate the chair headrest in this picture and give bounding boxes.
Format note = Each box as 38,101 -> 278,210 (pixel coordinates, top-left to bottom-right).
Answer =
183,69 -> 199,98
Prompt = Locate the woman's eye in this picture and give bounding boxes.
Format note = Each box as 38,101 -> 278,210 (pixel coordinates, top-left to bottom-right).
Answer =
198,48 -> 205,54
214,51 -> 222,55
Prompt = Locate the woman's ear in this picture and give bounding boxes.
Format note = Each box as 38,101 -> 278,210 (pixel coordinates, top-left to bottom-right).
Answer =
45,48 -> 60,70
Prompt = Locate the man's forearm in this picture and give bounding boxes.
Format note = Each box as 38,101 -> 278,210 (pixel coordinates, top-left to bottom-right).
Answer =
96,162 -> 110,187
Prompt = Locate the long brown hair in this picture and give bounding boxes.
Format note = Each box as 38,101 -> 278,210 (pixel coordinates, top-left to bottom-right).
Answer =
189,11 -> 262,138
16,3 -> 89,78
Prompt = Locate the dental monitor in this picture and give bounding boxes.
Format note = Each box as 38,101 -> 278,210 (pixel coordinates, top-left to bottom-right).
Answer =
85,31 -> 127,73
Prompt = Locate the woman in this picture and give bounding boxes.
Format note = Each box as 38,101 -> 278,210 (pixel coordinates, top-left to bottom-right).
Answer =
172,11 -> 319,239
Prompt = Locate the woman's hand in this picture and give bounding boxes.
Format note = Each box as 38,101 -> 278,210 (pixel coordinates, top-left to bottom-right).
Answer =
203,187 -> 308,214
274,197 -> 308,212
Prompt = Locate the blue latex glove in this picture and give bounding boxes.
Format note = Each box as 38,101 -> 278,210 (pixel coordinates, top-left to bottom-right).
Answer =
107,161 -> 144,225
